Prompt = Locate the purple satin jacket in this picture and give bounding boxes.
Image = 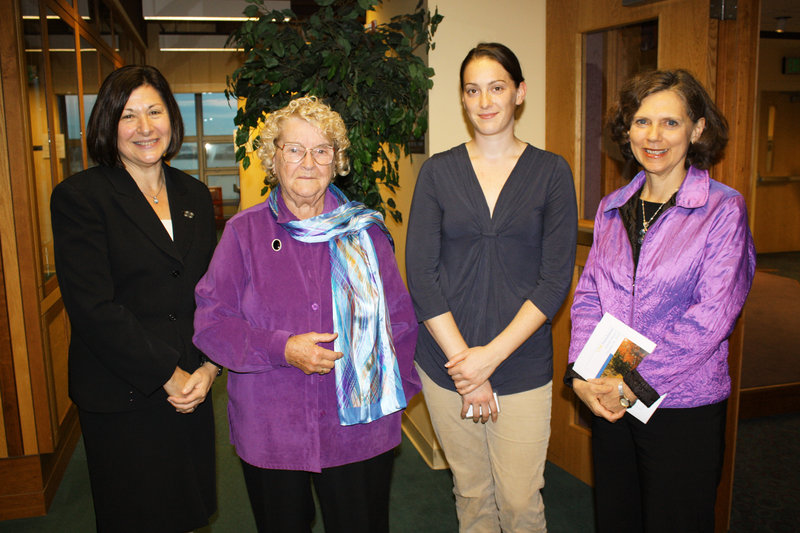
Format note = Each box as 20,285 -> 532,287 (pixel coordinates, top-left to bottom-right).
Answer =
569,167 -> 755,408
193,191 -> 420,472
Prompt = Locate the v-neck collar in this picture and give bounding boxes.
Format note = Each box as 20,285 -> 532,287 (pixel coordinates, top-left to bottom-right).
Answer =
106,163 -> 193,264
458,142 -> 531,225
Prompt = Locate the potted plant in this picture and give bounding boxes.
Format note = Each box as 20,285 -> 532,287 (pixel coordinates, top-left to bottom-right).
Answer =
227,0 -> 443,222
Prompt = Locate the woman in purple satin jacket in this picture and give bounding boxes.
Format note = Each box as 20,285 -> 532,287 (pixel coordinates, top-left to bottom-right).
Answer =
566,70 -> 755,533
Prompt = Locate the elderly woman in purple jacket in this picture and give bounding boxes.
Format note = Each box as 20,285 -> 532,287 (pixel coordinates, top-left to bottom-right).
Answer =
193,96 -> 419,533
566,70 -> 755,533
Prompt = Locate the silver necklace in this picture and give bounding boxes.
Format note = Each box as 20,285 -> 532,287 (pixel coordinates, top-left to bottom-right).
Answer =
638,197 -> 669,244
145,179 -> 165,204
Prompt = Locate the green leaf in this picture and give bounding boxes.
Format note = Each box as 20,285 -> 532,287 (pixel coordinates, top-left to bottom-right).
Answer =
226,0 -> 444,218
336,36 -> 351,56
235,145 -> 247,162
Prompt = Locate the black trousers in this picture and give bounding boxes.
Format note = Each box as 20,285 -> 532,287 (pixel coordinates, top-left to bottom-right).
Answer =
591,400 -> 727,533
240,449 -> 394,533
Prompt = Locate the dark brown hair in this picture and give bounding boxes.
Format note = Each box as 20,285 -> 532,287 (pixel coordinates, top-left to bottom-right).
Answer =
459,42 -> 525,89
87,65 -> 183,168
607,69 -> 728,170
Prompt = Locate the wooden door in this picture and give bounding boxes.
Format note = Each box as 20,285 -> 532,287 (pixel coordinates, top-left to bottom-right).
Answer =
545,1 -> 759,531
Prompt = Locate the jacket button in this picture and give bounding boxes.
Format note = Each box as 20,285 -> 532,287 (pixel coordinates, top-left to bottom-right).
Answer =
168,313 -> 177,321
171,270 -> 181,277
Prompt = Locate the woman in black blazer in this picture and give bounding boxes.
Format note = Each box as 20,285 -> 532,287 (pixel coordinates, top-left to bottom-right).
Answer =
51,65 -> 219,533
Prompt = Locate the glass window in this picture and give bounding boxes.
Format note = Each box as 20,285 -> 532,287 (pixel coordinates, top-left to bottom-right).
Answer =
207,174 -> 241,203
171,142 -> 199,171
205,142 -> 236,168
98,1 -> 113,51
83,93 -> 97,132
201,93 -> 236,136
63,95 -> 84,174
175,93 -> 197,136
172,93 -> 240,216
24,3 -> 52,282
100,53 -> 115,84
581,20 -> 657,220
80,36 -> 100,95
78,0 -> 100,32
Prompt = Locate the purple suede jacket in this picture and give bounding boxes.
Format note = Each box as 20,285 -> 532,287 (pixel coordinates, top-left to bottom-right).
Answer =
193,191 -> 420,472
569,167 -> 756,408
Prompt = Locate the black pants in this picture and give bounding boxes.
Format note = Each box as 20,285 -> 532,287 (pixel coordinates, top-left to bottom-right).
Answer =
240,449 -> 394,533
592,401 -> 727,533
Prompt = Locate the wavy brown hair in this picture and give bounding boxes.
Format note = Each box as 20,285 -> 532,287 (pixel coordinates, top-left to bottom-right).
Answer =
607,69 -> 728,170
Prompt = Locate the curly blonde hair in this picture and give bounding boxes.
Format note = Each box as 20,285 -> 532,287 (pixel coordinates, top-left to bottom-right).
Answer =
256,95 -> 351,185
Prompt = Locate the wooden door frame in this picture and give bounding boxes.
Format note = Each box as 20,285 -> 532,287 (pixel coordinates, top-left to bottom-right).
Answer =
545,1 -> 760,531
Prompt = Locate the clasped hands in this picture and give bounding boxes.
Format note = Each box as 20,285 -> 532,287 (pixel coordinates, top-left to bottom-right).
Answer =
164,362 -> 219,414
572,376 -> 631,422
446,346 -> 500,424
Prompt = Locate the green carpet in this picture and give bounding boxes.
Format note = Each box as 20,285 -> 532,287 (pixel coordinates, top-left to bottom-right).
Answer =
1,372 -> 796,532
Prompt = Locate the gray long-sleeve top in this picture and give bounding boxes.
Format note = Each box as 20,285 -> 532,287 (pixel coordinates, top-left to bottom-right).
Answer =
406,144 -> 578,394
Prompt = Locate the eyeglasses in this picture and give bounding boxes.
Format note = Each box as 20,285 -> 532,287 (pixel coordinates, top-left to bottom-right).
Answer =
276,142 -> 335,165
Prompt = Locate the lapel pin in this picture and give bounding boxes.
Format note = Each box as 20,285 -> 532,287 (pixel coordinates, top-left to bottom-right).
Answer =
183,210 -> 195,219
272,239 -> 282,251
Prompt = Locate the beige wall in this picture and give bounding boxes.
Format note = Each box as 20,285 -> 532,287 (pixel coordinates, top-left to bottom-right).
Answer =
752,38 -> 800,252
426,0 -> 546,154
757,39 -> 800,92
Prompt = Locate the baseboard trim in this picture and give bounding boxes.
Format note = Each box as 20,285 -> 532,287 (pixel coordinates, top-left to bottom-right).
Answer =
401,394 -> 449,470
0,405 -> 81,521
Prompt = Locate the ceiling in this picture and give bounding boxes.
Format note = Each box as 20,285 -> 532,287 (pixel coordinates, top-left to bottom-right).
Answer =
137,0 -> 332,51
132,0 -> 800,52
761,0 -> 800,34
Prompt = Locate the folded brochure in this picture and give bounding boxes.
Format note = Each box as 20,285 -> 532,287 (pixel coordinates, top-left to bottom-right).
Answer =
573,313 -> 666,423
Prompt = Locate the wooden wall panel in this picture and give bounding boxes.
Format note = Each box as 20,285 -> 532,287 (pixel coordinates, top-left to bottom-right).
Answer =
43,297 -> 70,426
0,0 -> 52,456
548,241 -> 593,485
713,3 -> 760,528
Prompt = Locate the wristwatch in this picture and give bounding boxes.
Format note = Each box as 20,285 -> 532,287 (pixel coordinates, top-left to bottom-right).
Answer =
618,381 -> 636,408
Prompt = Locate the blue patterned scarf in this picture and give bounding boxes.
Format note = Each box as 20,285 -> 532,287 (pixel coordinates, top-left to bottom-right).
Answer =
269,185 -> 406,425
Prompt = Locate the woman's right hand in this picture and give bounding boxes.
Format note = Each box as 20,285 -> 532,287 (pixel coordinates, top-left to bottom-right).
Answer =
285,332 -> 343,375
572,379 -> 626,423
164,367 -> 195,413
461,381 -> 498,424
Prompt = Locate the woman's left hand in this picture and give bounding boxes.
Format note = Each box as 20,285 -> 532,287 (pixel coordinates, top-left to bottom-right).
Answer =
445,346 -> 499,395
167,362 -> 219,413
592,376 -> 630,415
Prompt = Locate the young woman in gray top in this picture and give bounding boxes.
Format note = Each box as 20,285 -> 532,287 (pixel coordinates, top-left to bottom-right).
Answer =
406,43 -> 577,532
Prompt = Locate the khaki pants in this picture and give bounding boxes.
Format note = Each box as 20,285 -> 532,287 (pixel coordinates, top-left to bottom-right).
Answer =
418,364 -> 552,533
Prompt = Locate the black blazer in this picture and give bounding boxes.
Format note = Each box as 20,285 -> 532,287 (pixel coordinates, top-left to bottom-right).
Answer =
51,163 -> 217,413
